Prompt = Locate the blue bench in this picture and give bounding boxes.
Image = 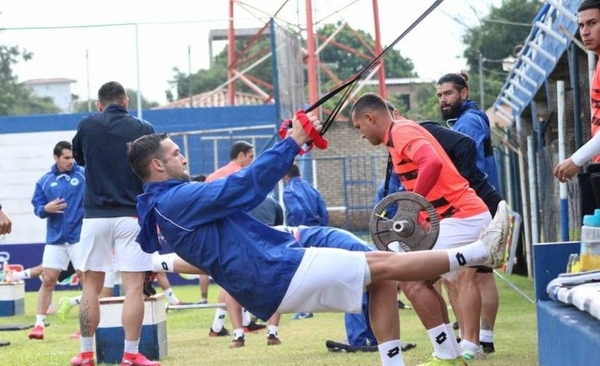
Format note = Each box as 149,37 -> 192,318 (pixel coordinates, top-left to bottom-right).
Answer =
533,241 -> 600,365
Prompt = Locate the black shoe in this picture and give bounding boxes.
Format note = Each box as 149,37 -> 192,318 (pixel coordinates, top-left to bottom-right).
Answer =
244,320 -> 267,333
452,321 -> 459,330
326,340 -> 377,353
209,326 -> 230,337
481,341 -> 495,353
397,300 -> 412,310
230,335 -> 245,348
143,271 -> 157,297
325,340 -> 417,353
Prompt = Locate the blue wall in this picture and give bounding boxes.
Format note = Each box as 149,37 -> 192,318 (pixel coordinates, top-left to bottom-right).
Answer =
0,104 -> 279,176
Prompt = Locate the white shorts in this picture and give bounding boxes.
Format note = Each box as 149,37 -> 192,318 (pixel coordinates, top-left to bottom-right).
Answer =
433,212 -> 492,250
276,247 -> 367,315
72,217 -> 153,273
42,243 -> 79,271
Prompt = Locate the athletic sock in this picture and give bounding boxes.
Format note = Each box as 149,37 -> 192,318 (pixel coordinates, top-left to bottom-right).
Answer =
35,314 -> 46,327
378,339 -> 405,366
13,269 -> 31,281
268,325 -> 278,335
211,308 -> 228,332
480,329 -> 493,343
124,339 -> 140,354
80,336 -> 94,353
70,296 -> 81,306
445,323 -> 462,356
233,328 -> 244,339
427,324 -> 456,359
163,288 -> 180,304
461,339 -> 479,353
447,240 -> 488,272
242,308 -> 251,326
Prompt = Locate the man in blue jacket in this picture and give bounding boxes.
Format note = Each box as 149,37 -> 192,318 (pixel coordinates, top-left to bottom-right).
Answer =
71,81 -> 158,366
283,163 -> 328,227
437,73 -> 502,354
28,141 -> 85,341
126,113 -> 509,366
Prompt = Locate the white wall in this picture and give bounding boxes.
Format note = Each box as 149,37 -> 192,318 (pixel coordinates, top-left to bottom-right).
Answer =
0,130 -> 77,244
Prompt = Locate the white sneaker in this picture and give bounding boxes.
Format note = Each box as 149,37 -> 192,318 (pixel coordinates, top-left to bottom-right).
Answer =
480,200 -> 510,268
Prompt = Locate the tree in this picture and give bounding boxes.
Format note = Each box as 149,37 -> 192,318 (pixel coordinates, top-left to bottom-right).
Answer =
0,44 -> 61,116
462,0 -> 543,109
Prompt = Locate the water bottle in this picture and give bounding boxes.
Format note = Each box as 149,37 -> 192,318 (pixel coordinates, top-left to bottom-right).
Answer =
580,209 -> 600,271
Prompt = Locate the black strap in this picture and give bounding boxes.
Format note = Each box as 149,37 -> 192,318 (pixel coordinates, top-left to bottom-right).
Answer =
383,154 -> 393,197
305,0 -> 446,136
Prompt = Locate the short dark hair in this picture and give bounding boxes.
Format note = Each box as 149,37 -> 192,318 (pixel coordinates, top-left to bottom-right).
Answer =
229,141 -> 254,160
351,92 -> 388,116
53,141 -> 72,157
127,133 -> 169,181
98,81 -> 127,107
437,71 -> 469,90
385,100 -> 396,112
579,0 -> 600,12
286,164 -> 301,178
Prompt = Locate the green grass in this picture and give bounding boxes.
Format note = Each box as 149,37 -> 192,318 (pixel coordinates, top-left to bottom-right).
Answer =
0,273 -> 538,365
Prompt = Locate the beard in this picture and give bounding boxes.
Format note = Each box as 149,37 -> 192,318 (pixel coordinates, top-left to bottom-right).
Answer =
440,102 -> 459,121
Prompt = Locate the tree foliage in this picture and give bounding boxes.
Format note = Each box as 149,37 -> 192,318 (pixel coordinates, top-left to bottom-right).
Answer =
463,0 -> 543,109
0,44 -> 61,116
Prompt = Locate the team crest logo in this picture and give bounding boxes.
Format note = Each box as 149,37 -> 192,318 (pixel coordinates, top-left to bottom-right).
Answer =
70,178 -> 80,186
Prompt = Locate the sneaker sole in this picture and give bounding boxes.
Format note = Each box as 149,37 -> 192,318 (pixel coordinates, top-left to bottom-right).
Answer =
486,200 -> 510,268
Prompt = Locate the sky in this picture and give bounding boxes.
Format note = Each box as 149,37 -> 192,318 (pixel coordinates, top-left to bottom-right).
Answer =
0,0 -> 501,106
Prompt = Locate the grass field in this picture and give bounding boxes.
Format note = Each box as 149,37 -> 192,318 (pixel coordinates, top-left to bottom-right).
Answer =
0,273 -> 538,366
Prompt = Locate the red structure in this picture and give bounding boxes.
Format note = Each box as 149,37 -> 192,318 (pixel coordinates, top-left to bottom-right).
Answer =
223,0 -> 388,108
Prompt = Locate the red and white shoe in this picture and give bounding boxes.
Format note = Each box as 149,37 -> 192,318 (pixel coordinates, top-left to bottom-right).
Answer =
27,325 -> 44,340
121,352 -> 161,366
70,352 -> 95,366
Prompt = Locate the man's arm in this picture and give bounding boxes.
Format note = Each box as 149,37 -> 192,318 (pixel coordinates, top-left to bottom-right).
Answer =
0,204 -> 12,235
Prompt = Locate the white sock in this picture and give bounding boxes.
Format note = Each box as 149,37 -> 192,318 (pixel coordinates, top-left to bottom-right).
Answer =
461,339 -> 480,352
445,323 -> 462,356
70,296 -> 81,306
447,240 -> 488,272
480,329 -> 494,343
153,255 -> 175,272
211,308 -> 228,332
13,269 -> 31,280
427,324 -> 457,359
233,328 -> 244,339
242,309 -> 251,326
123,338 -> 140,354
35,314 -> 46,327
268,325 -> 278,335
80,336 -> 94,353
378,339 -> 405,366
164,288 -> 180,304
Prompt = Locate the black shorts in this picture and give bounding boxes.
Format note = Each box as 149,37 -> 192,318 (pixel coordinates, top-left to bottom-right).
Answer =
58,261 -> 76,282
